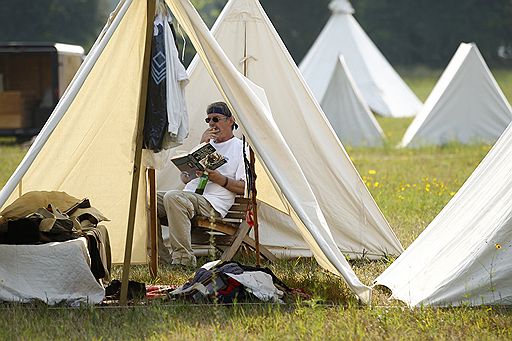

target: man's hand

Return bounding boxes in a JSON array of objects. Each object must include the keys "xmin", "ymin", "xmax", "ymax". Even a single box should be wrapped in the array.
[
  {"xmin": 202, "ymin": 168, "xmax": 245, "ymax": 195},
  {"xmin": 204, "ymin": 169, "xmax": 222, "ymax": 184},
  {"xmin": 180, "ymin": 171, "xmax": 192, "ymax": 184},
  {"xmin": 200, "ymin": 127, "xmax": 220, "ymax": 143}
]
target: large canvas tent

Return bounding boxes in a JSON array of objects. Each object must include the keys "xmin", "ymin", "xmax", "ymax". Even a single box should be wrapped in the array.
[
  {"xmin": 157, "ymin": 0, "xmax": 403, "ymax": 261},
  {"xmin": 299, "ymin": 0, "xmax": 421, "ymax": 118},
  {"xmin": 321, "ymin": 55, "xmax": 385, "ymax": 146},
  {"xmin": 400, "ymin": 43, "xmax": 512, "ymax": 147},
  {"xmin": 0, "ymin": 0, "xmax": 395, "ymax": 303},
  {"xmin": 376, "ymin": 120, "xmax": 512, "ymax": 307}
]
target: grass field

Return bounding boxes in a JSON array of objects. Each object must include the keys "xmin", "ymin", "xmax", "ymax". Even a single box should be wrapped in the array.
[{"xmin": 1, "ymin": 68, "xmax": 512, "ymax": 339}]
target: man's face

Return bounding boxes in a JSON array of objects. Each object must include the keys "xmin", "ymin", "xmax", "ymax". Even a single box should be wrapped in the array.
[{"xmin": 206, "ymin": 113, "xmax": 234, "ymax": 141}]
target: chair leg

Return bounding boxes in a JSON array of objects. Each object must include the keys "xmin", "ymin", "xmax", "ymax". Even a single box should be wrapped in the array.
[
  {"xmin": 220, "ymin": 221, "xmax": 252, "ymax": 262},
  {"xmin": 242, "ymin": 235, "xmax": 279, "ymax": 263}
]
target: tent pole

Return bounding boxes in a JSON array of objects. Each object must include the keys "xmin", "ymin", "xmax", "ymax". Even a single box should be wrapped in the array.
[
  {"xmin": 119, "ymin": 0, "xmax": 156, "ymax": 305},
  {"xmin": 249, "ymin": 148, "xmax": 260, "ymax": 267},
  {"xmin": 148, "ymin": 168, "xmax": 158, "ymax": 278},
  {"xmin": 242, "ymin": 20, "xmax": 261, "ymax": 267}
]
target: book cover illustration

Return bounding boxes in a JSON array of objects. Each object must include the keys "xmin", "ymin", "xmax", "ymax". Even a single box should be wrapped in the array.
[{"xmin": 170, "ymin": 142, "xmax": 227, "ymax": 177}]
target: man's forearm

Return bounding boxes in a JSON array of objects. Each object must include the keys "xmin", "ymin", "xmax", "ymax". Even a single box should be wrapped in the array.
[
  {"xmin": 223, "ymin": 178, "xmax": 245, "ymax": 195},
  {"xmin": 212, "ymin": 173, "xmax": 245, "ymax": 195}
]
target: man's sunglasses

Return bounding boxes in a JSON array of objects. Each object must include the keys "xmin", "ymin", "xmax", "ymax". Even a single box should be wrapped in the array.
[{"xmin": 205, "ymin": 116, "xmax": 229, "ymax": 123}]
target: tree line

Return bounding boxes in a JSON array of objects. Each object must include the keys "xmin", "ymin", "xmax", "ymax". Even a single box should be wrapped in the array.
[
  {"xmin": 262, "ymin": 0, "xmax": 512, "ymax": 67},
  {"xmin": 1, "ymin": 0, "xmax": 510, "ymax": 68}
]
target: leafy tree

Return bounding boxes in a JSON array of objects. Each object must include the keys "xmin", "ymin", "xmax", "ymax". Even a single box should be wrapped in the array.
[
  {"xmin": 353, "ymin": 0, "xmax": 512, "ymax": 67},
  {"xmin": 260, "ymin": 0, "xmax": 512, "ymax": 67},
  {"xmin": 176, "ymin": 0, "xmax": 227, "ymax": 64},
  {"xmin": 260, "ymin": 0, "xmax": 331, "ymax": 65},
  {"xmin": 0, "ymin": 0, "xmax": 107, "ymax": 51},
  {"xmin": 2, "ymin": 0, "xmax": 509, "ymax": 67}
]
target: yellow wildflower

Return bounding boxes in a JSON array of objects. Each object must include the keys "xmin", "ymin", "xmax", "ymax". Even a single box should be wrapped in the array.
[
  {"xmin": 373, "ymin": 182, "xmax": 379, "ymax": 187},
  {"xmin": 368, "ymin": 169, "xmax": 377, "ymax": 175}
]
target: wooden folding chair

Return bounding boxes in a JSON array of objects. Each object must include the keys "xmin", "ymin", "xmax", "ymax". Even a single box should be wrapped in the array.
[
  {"xmin": 156, "ymin": 195, "xmax": 276, "ymax": 263},
  {"xmin": 190, "ymin": 195, "xmax": 277, "ymax": 262}
]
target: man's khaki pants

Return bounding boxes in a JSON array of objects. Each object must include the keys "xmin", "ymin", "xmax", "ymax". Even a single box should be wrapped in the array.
[{"xmin": 157, "ymin": 190, "xmax": 219, "ymax": 267}]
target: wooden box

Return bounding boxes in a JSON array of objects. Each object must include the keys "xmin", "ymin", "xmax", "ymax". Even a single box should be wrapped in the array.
[{"xmin": 0, "ymin": 91, "xmax": 36, "ymax": 129}]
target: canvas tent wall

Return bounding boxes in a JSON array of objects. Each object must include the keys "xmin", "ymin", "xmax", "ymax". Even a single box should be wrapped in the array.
[
  {"xmin": 157, "ymin": 0, "xmax": 403, "ymax": 260},
  {"xmin": 299, "ymin": 0, "xmax": 421, "ymax": 118},
  {"xmin": 376, "ymin": 120, "xmax": 512, "ymax": 307},
  {"xmin": 400, "ymin": 43, "xmax": 512, "ymax": 147},
  {"xmin": 0, "ymin": 0, "xmax": 379, "ymax": 303},
  {"xmin": 0, "ymin": 0, "xmax": 151, "ymax": 265},
  {"xmin": 321, "ymin": 55, "xmax": 385, "ymax": 146}
]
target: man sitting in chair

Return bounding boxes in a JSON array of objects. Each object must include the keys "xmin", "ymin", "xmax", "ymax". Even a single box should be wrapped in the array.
[{"xmin": 157, "ymin": 101, "xmax": 246, "ymax": 267}]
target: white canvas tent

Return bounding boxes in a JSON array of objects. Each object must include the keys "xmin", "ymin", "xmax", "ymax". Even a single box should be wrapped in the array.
[
  {"xmin": 299, "ymin": 0, "xmax": 421, "ymax": 118},
  {"xmin": 321, "ymin": 55, "xmax": 385, "ymax": 146},
  {"xmin": 376, "ymin": 120, "xmax": 512, "ymax": 307},
  {"xmin": 400, "ymin": 43, "xmax": 512, "ymax": 147},
  {"xmin": 0, "ymin": 0, "xmax": 151, "ymax": 265},
  {"xmin": 157, "ymin": 0, "xmax": 403, "ymax": 261},
  {"xmin": 0, "ymin": 0, "xmax": 395, "ymax": 303}
]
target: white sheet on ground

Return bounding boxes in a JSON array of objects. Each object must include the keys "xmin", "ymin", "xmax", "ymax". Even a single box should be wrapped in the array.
[{"xmin": 0, "ymin": 238, "xmax": 105, "ymax": 305}]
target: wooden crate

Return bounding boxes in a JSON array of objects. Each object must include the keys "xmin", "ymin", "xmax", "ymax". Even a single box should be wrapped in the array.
[
  {"xmin": 0, "ymin": 91, "xmax": 36, "ymax": 129},
  {"xmin": 0, "ymin": 114, "xmax": 24, "ymax": 129}
]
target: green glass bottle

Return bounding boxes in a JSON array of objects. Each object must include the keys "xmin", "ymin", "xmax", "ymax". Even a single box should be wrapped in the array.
[{"xmin": 195, "ymin": 171, "xmax": 209, "ymax": 195}]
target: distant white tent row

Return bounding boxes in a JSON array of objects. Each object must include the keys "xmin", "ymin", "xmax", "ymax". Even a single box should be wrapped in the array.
[
  {"xmin": 300, "ymin": 0, "xmax": 421, "ymax": 118},
  {"xmin": 0, "ymin": 0, "xmax": 407, "ymax": 304},
  {"xmin": 158, "ymin": 0, "xmax": 403, "ymax": 262},
  {"xmin": 401, "ymin": 42, "xmax": 512, "ymax": 147},
  {"xmin": 376, "ymin": 119, "xmax": 512, "ymax": 307},
  {"xmin": 319, "ymin": 55, "xmax": 385, "ymax": 146}
]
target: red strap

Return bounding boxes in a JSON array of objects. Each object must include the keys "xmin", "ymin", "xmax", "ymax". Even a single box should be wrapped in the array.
[{"xmin": 246, "ymin": 209, "xmax": 255, "ymax": 228}]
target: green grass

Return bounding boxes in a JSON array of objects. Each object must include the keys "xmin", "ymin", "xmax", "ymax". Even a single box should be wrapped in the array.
[
  {"xmin": 0, "ymin": 137, "xmax": 26, "ymax": 187},
  {"xmin": 1, "ymin": 69, "xmax": 512, "ymax": 339},
  {"xmin": 1, "ymin": 303, "xmax": 511, "ymax": 340}
]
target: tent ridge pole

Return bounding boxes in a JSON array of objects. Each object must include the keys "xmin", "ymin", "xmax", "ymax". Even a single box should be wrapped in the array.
[{"xmin": 242, "ymin": 20, "xmax": 261, "ymax": 267}]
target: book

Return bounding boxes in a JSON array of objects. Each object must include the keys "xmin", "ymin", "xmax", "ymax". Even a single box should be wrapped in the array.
[{"xmin": 170, "ymin": 142, "xmax": 227, "ymax": 177}]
